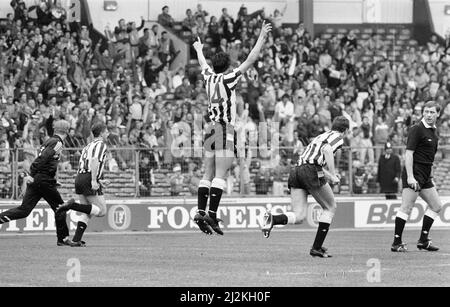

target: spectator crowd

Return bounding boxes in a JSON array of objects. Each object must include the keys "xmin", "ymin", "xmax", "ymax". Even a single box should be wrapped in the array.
[{"xmin": 1, "ymin": 0, "xmax": 450, "ymax": 198}]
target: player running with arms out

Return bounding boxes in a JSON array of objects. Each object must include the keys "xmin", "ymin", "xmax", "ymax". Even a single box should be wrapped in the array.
[
  {"xmin": 261, "ymin": 116, "xmax": 349, "ymax": 258},
  {"xmin": 391, "ymin": 101, "xmax": 442, "ymax": 252},
  {"xmin": 57, "ymin": 123, "xmax": 110, "ymax": 247},
  {"xmin": 192, "ymin": 21, "xmax": 272, "ymax": 235},
  {"xmin": 0, "ymin": 120, "xmax": 72, "ymax": 246}
]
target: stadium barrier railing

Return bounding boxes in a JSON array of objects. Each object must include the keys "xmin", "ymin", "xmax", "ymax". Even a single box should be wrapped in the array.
[
  {"xmin": 0, "ymin": 148, "xmax": 15, "ymax": 199},
  {"xmin": 1, "ymin": 145, "xmax": 450, "ymax": 200}
]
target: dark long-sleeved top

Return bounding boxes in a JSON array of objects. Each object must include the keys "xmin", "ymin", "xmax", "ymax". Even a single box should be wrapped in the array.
[{"xmin": 30, "ymin": 135, "xmax": 64, "ymax": 180}]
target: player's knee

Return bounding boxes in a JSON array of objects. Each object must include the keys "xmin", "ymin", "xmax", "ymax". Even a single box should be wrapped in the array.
[
  {"xmin": 203, "ymin": 173, "xmax": 214, "ymax": 182},
  {"xmin": 17, "ymin": 207, "xmax": 33, "ymax": 218},
  {"xmin": 400, "ymin": 205, "xmax": 413, "ymax": 215},
  {"xmin": 432, "ymin": 206, "xmax": 442, "ymax": 214},
  {"xmin": 97, "ymin": 208, "xmax": 107, "ymax": 217},
  {"xmin": 203, "ymin": 168, "xmax": 214, "ymax": 181},
  {"xmin": 91, "ymin": 204, "xmax": 106, "ymax": 217},
  {"xmin": 293, "ymin": 210, "xmax": 307, "ymax": 223},
  {"xmin": 327, "ymin": 202, "xmax": 337, "ymax": 213}
]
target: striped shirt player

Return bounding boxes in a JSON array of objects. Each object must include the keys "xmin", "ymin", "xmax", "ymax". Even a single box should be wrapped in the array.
[
  {"xmin": 262, "ymin": 116, "xmax": 349, "ymax": 258},
  {"xmin": 56, "ymin": 122, "xmax": 109, "ymax": 247},
  {"xmin": 298, "ymin": 130, "xmax": 344, "ymax": 166},
  {"xmin": 75, "ymin": 138, "xmax": 108, "ymax": 196},
  {"xmin": 202, "ymin": 67, "xmax": 242, "ymax": 155},
  {"xmin": 192, "ymin": 22, "xmax": 272, "ymax": 236},
  {"xmin": 202, "ymin": 67, "xmax": 242, "ymax": 126},
  {"xmin": 289, "ymin": 130, "xmax": 344, "ymax": 192}
]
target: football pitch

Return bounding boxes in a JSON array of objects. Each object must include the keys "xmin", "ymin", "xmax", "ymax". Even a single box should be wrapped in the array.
[{"xmin": 0, "ymin": 228, "xmax": 449, "ymax": 287}]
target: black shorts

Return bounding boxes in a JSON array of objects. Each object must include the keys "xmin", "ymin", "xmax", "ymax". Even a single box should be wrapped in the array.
[
  {"xmin": 288, "ymin": 164, "xmax": 327, "ymax": 192},
  {"xmin": 401, "ymin": 164, "xmax": 434, "ymax": 190},
  {"xmin": 75, "ymin": 172, "xmax": 103, "ymax": 196},
  {"xmin": 203, "ymin": 122, "xmax": 237, "ymax": 157}
]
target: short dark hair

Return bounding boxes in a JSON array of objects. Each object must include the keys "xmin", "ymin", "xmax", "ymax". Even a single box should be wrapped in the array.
[
  {"xmin": 331, "ymin": 116, "xmax": 350, "ymax": 133},
  {"xmin": 211, "ymin": 52, "xmax": 230, "ymax": 74},
  {"xmin": 91, "ymin": 122, "xmax": 107, "ymax": 137},
  {"xmin": 423, "ymin": 100, "xmax": 441, "ymax": 113},
  {"xmin": 162, "ymin": 5, "xmax": 168, "ymax": 10}
]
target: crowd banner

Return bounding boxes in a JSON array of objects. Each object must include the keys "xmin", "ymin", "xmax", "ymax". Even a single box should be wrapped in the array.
[
  {"xmin": 0, "ymin": 197, "xmax": 354, "ymax": 233},
  {"xmin": 3, "ymin": 197, "xmax": 449, "ymax": 233},
  {"xmin": 354, "ymin": 198, "xmax": 450, "ymax": 228}
]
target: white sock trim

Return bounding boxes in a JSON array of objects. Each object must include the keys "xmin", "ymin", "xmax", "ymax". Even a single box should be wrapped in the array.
[
  {"xmin": 286, "ymin": 212, "xmax": 297, "ymax": 224},
  {"xmin": 78, "ymin": 213, "xmax": 90, "ymax": 225},
  {"xmin": 318, "ymin": 210, "xmax": 334, "ymax": 224},
  {"xmin": 199, "ymin": 180, "xmax": 211, "ymax": 189},
  {"xmin": 396, "ymin": 210, "xmax": 409, "ymax": 221},
  {"xmin": 424, "ymin": 209, "xmax": 438, "ymax": 220},
  {"xmin": 211, "ymin": 178, "xmax": 226, "ymax": 190}
]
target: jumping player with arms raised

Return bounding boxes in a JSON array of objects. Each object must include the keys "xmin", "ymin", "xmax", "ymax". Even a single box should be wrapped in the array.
[{"xmin": 192, "ymin": 21, "xmax": 272, "ymax": 235}]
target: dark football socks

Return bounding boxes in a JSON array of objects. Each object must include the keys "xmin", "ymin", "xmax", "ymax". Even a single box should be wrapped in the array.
[
  {"xmin": 420, "ymin": 210, "xmax": 437, "ymax": 242},
  {"xmin": 72, "ymin": 222, "xmax": 87, "ymax": 242},
  {"xmin": 313, "ymin": 222, "xmax": 330, "ymax": 249},
  {"xmin": 208, "ymin": 178, "xmax": 225, "ymax": 216},
  {"xmin": 197, "ymin": 180, "xmax": 211, "ymax": 215},
  {"xmin": 273, "ymin": 214, "xmax": 288, "ymax": 225},
  {"xmin": 394, "ymin": 217, "xmax": 406, "ymax": 245}
]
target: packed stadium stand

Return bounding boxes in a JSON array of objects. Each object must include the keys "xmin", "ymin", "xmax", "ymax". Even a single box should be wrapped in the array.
[{"xmin": 1, "ymin": 0, "xmax": 450, "ymax": 199}]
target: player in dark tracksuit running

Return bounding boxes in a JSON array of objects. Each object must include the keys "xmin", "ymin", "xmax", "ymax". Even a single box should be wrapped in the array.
[{"xmin": 0, "ymin": 120, "xmax": 72, "ymax": 246}]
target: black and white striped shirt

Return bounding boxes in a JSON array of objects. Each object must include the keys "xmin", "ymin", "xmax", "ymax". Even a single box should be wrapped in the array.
[
  {"xmin": 202, "ymin": 66, "xmax": 242, "ymax": 126},
  {"xmin": 78, "ymin": 139, "xmax": 108, "ymax": 180},
  {"xmin": 298, "ymin": 131, "xmax": 344, "ymax": 166}
]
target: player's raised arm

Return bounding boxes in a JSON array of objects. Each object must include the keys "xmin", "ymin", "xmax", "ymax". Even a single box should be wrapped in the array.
[
  {"xmin": 193, "ymin": 36, "xmax": 210, "ymax": 71},
  {"xmin": 238, "ymin": 21, "xmax": 272, "ymax": 74}
]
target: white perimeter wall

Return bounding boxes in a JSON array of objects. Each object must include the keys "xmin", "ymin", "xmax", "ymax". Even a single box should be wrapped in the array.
[
  {"xmin": 314, "ymin": 0, "xmax": 413, "ymax": 24},
  {"xmin": 428, "ymin": 0, "xmax": 450, "ymax": 37}
]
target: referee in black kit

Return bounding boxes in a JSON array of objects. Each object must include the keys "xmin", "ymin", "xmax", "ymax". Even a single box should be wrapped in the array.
[
  {"xmin": 391, "ymin": 101, "xmax": 442, "ymax": 252},
  {"xmin": 0, "ymin": 120, "xmax": 72, "ymax": 246}
]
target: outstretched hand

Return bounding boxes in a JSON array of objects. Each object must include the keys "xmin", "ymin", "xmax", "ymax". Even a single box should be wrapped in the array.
[
  {"xmin": 193, "ymin": 36, "xmax": 203, "ymax": 51},
  {"xmin": 260, "ymin": 20, "xmax": 272, "ymax": 37}
]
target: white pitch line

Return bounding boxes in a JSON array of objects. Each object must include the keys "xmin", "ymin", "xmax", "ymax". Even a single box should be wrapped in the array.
[
  {"xmin": 1, "ymin": 227, "xmax": 450, "ymax": 237},
  {"xmin": 266, "ymin": 263, "xmax": 450, "ymax": 277},
  {"xmin": 0, "ymin": 282, "xmax": 36, "ymax": 287}
]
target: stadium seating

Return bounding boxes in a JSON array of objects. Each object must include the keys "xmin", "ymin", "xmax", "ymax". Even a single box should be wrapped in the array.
[
  {"xmin": 317, "ymin": 24, "xmax": 418, "ymax": 64},
  {"xmin": 58, "ymin": 170, "xmax": 137, "ymax": 198}
]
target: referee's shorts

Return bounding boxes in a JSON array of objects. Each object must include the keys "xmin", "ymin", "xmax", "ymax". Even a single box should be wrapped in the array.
[
  {"xmin": 401, "ymin": 164, "xmax": 434, "ymax": 190},
  {"xmin": 288, "ymin": 164, "xmax": 327, "ymax": 192},
  {"xmin": 203, "ymin": 122, "xmax": 237, "ymax": 157},
  {"xmin": 75, "ymin": 172, "xmax": 103, "ymax": 196}
]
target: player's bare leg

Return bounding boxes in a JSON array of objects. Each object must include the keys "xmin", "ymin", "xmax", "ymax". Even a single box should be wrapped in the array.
[
  {"xmin": 203, "ymin": 149, "xmax": 234, "ymax": 235},
  {"xmin": 308, "ymin": 184, "xmax": 336, "ymax": 258},
  {"xmin": 261, "ymin": 188, "xmax": 308, "ymax": 238},
  {"xmin": 69, "ymin": 195, "xmax": 89, "ymax": 247},
  {"xmin": 193, "ymin": 154, "xmax": 214, "ymax": 235},
  {"xmin": 392, "ymin": 188, "xmax": 419, "ymax": 252},
  {"xmin": 63, "ymin": 195, "xmax": 106, "ymax": 247},
  {"xmin": 417, "ymin": 187, "xmax": 442, "ymax": 251}
]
